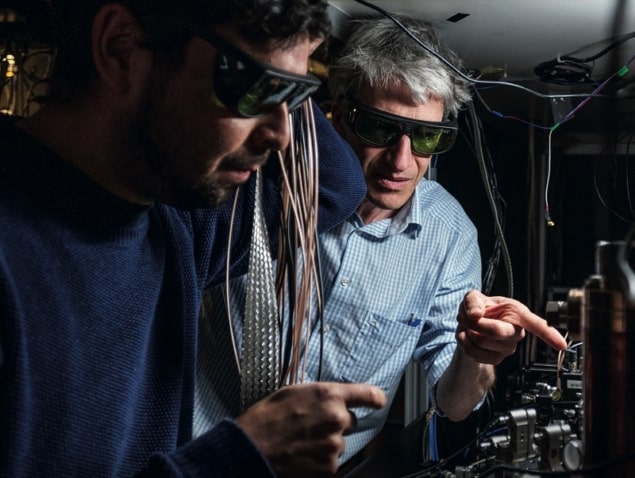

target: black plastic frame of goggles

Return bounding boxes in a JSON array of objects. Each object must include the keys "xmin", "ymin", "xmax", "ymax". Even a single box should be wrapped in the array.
[
  {"xmin": 171, "ymin": 17, "xmax": 321, "ymax": 117},
  {"xmin": 346, "ymin": 95, "xmax": 459, "ymax": 155}
]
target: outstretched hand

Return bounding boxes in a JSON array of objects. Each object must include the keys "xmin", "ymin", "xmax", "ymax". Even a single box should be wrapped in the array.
[
  {"xmin": 236, "ymin": 382, "xmax": 386, "ymax": 478},
  {"xmin": 456, "ymin": 290, "xmax": 568, "ymax": 365}
]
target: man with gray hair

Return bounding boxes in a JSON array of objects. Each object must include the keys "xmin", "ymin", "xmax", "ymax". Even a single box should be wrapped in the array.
[{"xmin": 316, "ymin": 14, "xmax": 564, "ymax": 460}]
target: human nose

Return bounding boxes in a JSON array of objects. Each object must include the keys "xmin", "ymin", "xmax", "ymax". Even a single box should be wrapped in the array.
[
  {"xmin": 249, "ymin": 104, "xmax": 291, "ymax": 152},
  {"xmin": 386, "ymin": 133, "xmax": 413, "ymax": 171}
]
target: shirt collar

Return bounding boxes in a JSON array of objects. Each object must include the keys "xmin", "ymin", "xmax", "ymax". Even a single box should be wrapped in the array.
[
  {"xmin": 352, "ymin": 180, "xmax": 427, "ymax": 238},
  {"xmin": 388, "ymin": 185, "xmax": 425, "ymax": 238}
]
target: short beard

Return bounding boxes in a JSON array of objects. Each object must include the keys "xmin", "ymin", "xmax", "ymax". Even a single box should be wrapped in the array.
[
  {"xmin": 170, "ymin": 180, "xmax": 238, "ymax": 210},
  {"xmin": 128, "ymin": 64, "xmax": 238, "ymax": 210}
]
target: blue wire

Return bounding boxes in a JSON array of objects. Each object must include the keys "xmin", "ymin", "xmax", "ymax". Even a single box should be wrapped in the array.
[{"xmin": 429, "ymin": 412, "xmax": 439, "ymax": 461}]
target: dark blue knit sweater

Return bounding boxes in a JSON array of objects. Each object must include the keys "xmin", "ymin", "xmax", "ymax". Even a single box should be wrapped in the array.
[{"xmin": 0, "ymin": 106, "xmax": 365, "ymax": 477}]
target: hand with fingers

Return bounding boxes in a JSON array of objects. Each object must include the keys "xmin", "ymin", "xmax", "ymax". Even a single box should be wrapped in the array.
[
  {"xmin": 456, "ymin": 290, "xmax": 568, "ymax": 365},
  {"xmin": 235, "ymin": 382, "xmax": 386, "ymax": 478}
]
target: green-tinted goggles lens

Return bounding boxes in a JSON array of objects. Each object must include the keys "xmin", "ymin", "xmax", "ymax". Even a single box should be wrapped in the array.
[
  {"xmin": 214, "ymin": 42, "xmax": 320, "ymax": 117},
  {"xmin": 169, "ymin": 17, "xmax": 321, "ymax": 117},
  {"xmin": 206, "ymin": 30, "xmax": 321, "ymax": 117},
  {"xmin": 347, "ymin": 96, "xmax": 458, "ymax": 155}
]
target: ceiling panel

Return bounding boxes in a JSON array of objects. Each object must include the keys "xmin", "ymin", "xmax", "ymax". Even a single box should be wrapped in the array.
[{"xmin": 328, "ymin": 0, "xmax": 635, "ymax": 82}]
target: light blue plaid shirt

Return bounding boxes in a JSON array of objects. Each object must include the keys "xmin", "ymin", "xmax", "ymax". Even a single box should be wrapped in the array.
[{"xmin": 194, "ymin": 178, "xmax": 481, "ymax": 463}]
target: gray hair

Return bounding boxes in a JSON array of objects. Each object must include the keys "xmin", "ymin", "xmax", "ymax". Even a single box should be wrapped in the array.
[{"xmin": 329, "ymin": 16, "xmax": 472, "ymax": 119}]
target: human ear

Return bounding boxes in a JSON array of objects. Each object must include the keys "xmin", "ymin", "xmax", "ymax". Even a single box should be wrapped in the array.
[{"xmin": 90, "ymin": 4, "xmax": 147, "ymax": 96}]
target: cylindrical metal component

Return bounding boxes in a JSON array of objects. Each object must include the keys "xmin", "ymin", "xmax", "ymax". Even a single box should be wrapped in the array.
[{"xmin": 582, "ymin": 241, "xmax": 635, "ymax": 476}]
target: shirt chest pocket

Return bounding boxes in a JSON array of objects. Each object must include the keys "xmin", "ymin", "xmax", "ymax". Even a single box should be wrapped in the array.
[{"xmin": 339, "ymin": 312, "xmax": 418, "ymax": 385}]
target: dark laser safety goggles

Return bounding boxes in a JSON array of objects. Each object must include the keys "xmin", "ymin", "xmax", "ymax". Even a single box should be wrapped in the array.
[
  {"xmin": 181, "ymin": 20, "xmax": 322, "ymax": 117},
  {"xmin": 346, "ymin": 96, "xmax": 459, "ymax": 155}
]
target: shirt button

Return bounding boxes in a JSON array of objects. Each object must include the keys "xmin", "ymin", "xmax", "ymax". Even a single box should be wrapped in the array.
[
  {"xmin": 340, "ymin": 277, "xmax": 350, "ymax": 287},
  {"xmin": 322, "ymin": 324, "xmax": 330, "ymax": 333}
]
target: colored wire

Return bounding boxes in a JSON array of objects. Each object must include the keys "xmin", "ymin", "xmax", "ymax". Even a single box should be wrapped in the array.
[{"xmin": 352, "ymin": 0, "xmax": 626, "ymax": 101}]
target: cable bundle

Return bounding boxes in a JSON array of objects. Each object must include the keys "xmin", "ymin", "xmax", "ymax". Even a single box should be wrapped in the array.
[{"xmin": 276, "ymin": 100, "xmax": 324, "ymax": 385}]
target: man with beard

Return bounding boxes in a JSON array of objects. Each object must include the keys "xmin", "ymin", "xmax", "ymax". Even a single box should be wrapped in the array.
[{"xmin": 0, "ymin": 1, "xmax": 386, "ymax": 477}]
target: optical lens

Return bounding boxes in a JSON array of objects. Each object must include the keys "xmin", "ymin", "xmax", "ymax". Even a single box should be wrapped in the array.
[
  {"xmin": 214, "ymin": 52, "xmax": 318, "ymax": 117},
  {"xmin": 236, "ymin": 76, "xmax": 296, "ymax": 116},
  {"xmin": 240, "ymin": 78, "xmax": 318, "ymax": 116},
  {"xmin": 355, "ymin": 111, "xmax": 401, "ymax": 146},
  {"xmin": 214, "ymin": 52, "xmax": 257, "ymax": 109},
  {"xmin": 411, "ymin": 126, "xmax": 456, "ymax": 155}
]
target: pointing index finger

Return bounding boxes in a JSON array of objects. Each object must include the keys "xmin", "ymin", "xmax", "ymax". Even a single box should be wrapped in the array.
[{"xmin": 485, "ymin": 302, "xmax": 568, "ymax": 350}]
